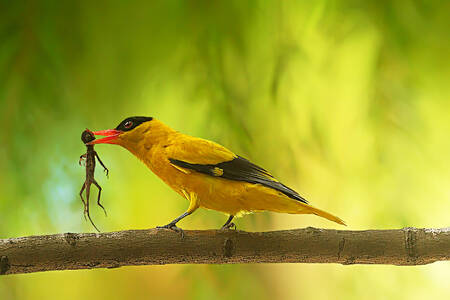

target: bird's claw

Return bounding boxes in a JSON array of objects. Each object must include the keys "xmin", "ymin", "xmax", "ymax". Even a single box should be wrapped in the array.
[
  {"xmin": 157, "ymin": 223, "xmax": 185, "ymax": 238},
  {"xmin": 220, "ymin": 222, "xmax": 237, "ymax": 231}
]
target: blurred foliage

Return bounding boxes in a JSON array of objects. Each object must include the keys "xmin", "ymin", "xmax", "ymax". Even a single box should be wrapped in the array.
[{"xmin": 1, "ymin": 0, "xmax": 449, "ymax": 299}]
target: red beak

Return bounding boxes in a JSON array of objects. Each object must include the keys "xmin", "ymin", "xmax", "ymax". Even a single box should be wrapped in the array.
[{"xmin": 88, "ymin": 129, "xmax": 122, "ymax": 145}]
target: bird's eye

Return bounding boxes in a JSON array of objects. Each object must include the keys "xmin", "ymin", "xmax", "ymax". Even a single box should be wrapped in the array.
[{"xmin": 124, "ymin": 121, "xmax": 133, "ymax": 129}]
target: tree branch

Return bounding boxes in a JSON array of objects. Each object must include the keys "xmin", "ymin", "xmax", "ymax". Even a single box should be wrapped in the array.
[{"xmin": 1, "ymin": 227, "xmax": 449, "ymax": 275}]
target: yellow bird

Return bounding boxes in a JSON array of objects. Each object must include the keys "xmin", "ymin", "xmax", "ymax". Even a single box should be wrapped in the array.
[{"xmin": 89, "ymin": 116, "xmax": 345, "ymax": 232}]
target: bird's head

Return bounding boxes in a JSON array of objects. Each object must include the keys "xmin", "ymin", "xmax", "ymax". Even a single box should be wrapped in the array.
[{"xmin": 89, "ymin": 116, "xmax": 155, "ymax": 148}]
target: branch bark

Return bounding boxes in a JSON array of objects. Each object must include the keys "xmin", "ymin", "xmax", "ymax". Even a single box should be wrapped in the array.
[{"xmin": 1, "ymin": 227, "xmax": 449, "ymax": 275}]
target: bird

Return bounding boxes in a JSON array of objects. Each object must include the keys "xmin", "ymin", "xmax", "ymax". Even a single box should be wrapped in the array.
[{"xmin": 89, "ymin": 116, "xmax": 345, "ymax": 233}]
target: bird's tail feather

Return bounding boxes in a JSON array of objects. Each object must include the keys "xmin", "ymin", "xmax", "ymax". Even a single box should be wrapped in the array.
[
  {"xmin": 251, "ymin": 188, "xmax": 346, "ymax": 225},
  {"xmin": 287, "ymin": 201, "xmax": 346, "ymax": 226},
  {"xmin": 306, "ymin": 205, "xmax": 346, "ymax": 226}
]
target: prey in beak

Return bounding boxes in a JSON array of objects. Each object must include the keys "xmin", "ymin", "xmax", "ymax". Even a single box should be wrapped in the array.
[
  {"xmin": 79, "ymin": 129, "xmax": 109, "ymax": 232},
  {"xmin": 88, "ymin": 129, "xmax": 122, "ymax": 145}
]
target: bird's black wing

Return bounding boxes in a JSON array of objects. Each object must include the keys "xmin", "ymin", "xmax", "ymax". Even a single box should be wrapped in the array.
[{"xmin": 169, "ymin": 156, "xmax": 308, "ymax": 204}]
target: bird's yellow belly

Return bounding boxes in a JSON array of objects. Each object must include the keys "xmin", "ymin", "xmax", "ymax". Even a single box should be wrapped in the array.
[{"xmin": 161, "ymin": 166, "xmax": 304, "ymax": 216}]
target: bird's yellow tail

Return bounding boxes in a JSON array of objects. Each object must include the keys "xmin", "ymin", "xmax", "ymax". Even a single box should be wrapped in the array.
[
  {"xmin": 249, "ymin": 187, "xmax": 346, "ymax": 225},
  {"xmin": 279, "ymin": 198, "xmax": 346, "ymax": 225},
  {"xmin": 304, "ymin": 205, "xmax": 346, "ymax": 226}
]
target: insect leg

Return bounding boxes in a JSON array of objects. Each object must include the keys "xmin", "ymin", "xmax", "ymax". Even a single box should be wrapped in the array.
[
  {"xmin": 85, "ymin": 182, "xmax": 100, "ymax": 232},
  {"xmin": 92, "ymin": 179, "xmax": 107, "ymax": 217},
  {"xmin": 79, "ymin": 182, "xmax": 87, "ymax": 221},
  {"xmin": 95, "ymin": 152, "xmax": 109, "ymax": 178},
  {"xmin": 79, "ymin": 154, "xmax": 87, "ymax": 166}
]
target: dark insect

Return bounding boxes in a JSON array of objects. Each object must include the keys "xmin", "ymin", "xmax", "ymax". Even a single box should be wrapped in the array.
[{"xmin": 79, "ymin": 129, "xmax": 109, "ymax": 232}]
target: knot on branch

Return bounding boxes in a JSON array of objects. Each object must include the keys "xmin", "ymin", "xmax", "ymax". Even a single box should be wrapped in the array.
[
  {"xmin": 404, "ymin": 227, "xmax": 418, "ymax": 263},
  {"xmin": 223, "ymin": 238, "xmax": 235, "ymax": 258},
  {"xmin": 0, "ymin": 256, "xmax": 10, "ymax": 275},
  {"xmin": 64, "ymin": 232, "xmax": 80, "ymax": 246}
]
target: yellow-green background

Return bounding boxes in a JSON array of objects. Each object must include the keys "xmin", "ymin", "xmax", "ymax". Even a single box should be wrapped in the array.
[{"xmin": 1, "ymin": 1, "xmax": 449, "ymax": 299}]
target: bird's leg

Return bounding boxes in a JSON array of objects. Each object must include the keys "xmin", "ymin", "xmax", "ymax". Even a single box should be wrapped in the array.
[
  {"xmin": 85, "ymin": 182, "xmax": 100, "ymax": 232},
  {"xmin": 79, "ymin": 182, "xmax": 87, "ymax": 221},
  {"xmin": 95, "ymin": 151, "xmax": 109, "ymax": 178},
  {"xmin": 157, "ymin": 212, "xmax": 191, "ymax": 238},
  {"xmin": 92, "ymin": 179, "xmax": 107, "ymax": 216},
  {"xmin": 79, "ymin": 154, "xmax": 87, "ymax": 166},
  {"xmin": 157, "ymin": 191, "xmax": 199, "ymax": 238},
  {"xmin": 220, "ymin": 215, "xmax": 236, "ymax": 230}
]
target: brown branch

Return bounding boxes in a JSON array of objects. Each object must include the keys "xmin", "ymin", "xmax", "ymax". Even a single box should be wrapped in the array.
[{"xmin": 1, "ymin": 227, "xmax": 449, "ymax": 275}]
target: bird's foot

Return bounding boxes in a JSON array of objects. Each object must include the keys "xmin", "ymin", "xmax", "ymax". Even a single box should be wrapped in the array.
[
  {"xmin": 220, "ymin": 222, "xmax": 236, "ymax": 231},
  {"xmin": 157, "ymin": 223, "xmax": 185, "ymax": 238}
]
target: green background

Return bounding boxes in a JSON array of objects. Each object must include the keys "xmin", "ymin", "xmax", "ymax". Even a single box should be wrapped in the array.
[{"xmin": 1, "ymin": 1, "xmax": 449, "ymax": 299}]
